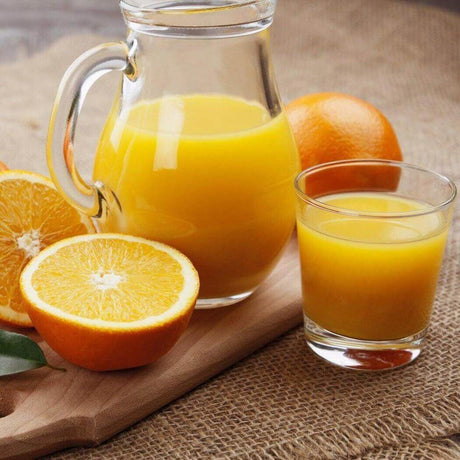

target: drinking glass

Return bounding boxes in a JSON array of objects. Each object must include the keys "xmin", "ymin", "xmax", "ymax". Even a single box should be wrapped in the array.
[{"xmin": 295, "ymin": 159, "xmax": 456, "ymax": 370}]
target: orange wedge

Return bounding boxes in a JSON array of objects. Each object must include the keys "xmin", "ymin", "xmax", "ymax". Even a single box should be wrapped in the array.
[
  {"xmin": 20, "ymin": 233, "xmax": 199, "ymax": 371},
  {"xmin": 0, "ymin": 171, "xmax": 94, "ymax": 327}
]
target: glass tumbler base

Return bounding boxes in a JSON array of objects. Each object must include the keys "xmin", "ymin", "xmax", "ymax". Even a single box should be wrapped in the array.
[
  {"xmin": 304, "ymin": 315, "xmax": 426, "ymax": 371},
  {"xmin": 195, "ymin": 289, "xmax": 255, "ymax": 309}
]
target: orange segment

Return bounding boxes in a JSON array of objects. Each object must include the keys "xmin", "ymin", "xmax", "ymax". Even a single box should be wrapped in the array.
[
  {"xmin": 0, "ymin": 171, "xmax": 94, "ymax": 327},
  {"xmin": 20, "ymin": 233, "xmax": 199, "ymax": 371}
]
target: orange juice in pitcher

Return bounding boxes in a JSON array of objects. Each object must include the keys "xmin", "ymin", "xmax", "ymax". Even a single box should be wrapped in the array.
[
  {"xmin": 47, "ymin": 1, "xmax": 299, "ymax": 307},
  {"xmin": 94, "ymin": 94, "xmax": 298, "ymax": 301}
]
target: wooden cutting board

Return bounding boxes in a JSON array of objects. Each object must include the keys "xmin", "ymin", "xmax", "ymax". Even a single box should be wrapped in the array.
[{"xmin": 0, "ymin": 239, "xmax": 302, "ymax": 459}]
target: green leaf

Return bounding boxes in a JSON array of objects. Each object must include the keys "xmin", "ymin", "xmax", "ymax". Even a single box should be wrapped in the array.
[{"xmin": 0, "ymin": 329, "xmax": 47, "ymax": 376}]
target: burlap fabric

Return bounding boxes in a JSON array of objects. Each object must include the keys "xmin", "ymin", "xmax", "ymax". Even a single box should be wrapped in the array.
[{"xmin": 0, "ymin": 0, "xmax": 458, "ymax": 458}]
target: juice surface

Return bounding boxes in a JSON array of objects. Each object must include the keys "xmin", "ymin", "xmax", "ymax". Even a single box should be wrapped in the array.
[
  {"xmin": 94, "ymin": 94, "xmax": 299, "ymax": 298},
  {"xmin": 297, "ymin": 192, "xmax": 448, "ymax": 340}
]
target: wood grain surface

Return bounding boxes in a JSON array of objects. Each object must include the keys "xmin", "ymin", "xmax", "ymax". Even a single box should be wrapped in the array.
[{"xmin": 0, "ymin": 239, "xmax": 302, "ymax": 460}]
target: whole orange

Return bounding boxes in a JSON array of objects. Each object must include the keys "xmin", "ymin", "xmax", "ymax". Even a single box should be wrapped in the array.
[
  {"xmin": 0, "ymin": 161, "xmax": 8, "ymax": 171},
  {"xmin": 286, "ymin": 92, "xmax": 403, "ymax": 195}
]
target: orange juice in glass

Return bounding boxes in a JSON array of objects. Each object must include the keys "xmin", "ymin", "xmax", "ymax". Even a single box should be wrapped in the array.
[
  {"xmin": 295, "ymin": 160, "xmax": 456, "ymax": 370},
  {"xmin": 47, "ymin": 0, "xmax": 299, "ymax": 307}
]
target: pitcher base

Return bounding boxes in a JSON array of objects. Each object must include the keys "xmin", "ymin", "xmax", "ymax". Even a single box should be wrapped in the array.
[{"xmin": 195, "ymin": 290, "xmax": 255, "ymax": 309}]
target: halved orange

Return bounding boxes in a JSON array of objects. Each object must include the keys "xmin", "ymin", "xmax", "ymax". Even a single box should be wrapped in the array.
[
  {"xmin": 20, "ymin": 233, "xmax": 199, "ymax": 371},
  {"xmin": 0, "ymin": 171, "xmax": 94, "ymax": 327}
]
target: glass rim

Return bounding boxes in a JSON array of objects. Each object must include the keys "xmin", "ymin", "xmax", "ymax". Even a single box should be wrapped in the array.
[
  {"xmin": 294, "ymin": 159, "xmax": 457, "ymax": 219},
  {"xmin": 120, "ymin": 0, "xmax": 267, "ymax": 14}
]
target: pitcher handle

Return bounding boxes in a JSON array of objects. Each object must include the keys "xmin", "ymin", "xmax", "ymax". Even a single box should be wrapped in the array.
[{"xmin": 47, "ymin": 40, "xmax": 137, "ymax": 217}]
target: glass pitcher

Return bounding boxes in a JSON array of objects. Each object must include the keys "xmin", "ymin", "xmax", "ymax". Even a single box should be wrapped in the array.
[{"xmin": 47, "ymin": 0, "xmax": 299, "ymax": 308}]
